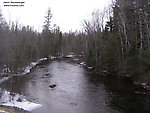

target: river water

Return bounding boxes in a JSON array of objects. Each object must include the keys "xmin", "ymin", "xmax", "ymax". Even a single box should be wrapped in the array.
[{"xmin": 0, "ymin": 59, "xmax": 150, "ymax": 113}]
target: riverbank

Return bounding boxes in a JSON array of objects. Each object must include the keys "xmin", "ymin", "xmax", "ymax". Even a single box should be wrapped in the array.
[
  {"xmin": 0, "ymin": 57, "xmax": 50, "ymax": 112},
  {"xmin": 0, "ymin": 105, "xmax": 30, "ymax": 113},
  {"xmin": 53, "ymin": 55, "xmax": 150, "ymax": 93},
  {"xmin": 0, "ymin": 57, "xmax": 49, "ymax": 84},
  {"xmin": 63, "ymin": 55, "xmax": 150, "ymax": 93},
  {"xmin": 69, "ymin": 55, "xmax": 150, "ymax": 93},
  {"xmin": 90, "ymin": 66, "xmax": 150, "ymax": 93}
]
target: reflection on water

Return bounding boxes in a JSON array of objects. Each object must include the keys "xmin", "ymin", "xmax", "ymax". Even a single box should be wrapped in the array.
[{"xmin": 0, "ymin": 59, "xmax": 150, "ymax": 113}]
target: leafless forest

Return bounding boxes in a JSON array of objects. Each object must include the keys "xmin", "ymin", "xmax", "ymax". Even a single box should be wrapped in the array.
[{"xmin": 1, "ymin": 0, "xmax": 150, "ymax": 83}]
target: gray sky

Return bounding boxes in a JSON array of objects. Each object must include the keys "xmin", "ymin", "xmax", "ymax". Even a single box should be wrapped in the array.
[{"xmin": 0, "ymin": 0, "xmax": 111, "ymax": 32}]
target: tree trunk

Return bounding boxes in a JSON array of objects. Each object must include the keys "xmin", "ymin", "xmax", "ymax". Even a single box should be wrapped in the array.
[
  {"xmin": 119, "ymin": 13, "xmax": 130, "ymax": 47},
  {"xmin": 144, "ymin": 16, "xmax": 150, "ymax": 48},
  {"xmin": 118, "ymin": 23, "xmax": 124, "ymax": 56},
  {"xmin": 139, "ymin": 15, "xmax": 143, "ymax": 54}
]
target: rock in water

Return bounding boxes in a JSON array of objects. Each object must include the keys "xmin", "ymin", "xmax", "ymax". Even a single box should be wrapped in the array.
[
  {"xmin": 46, "ymin": 73, "xmax": 50, "ymax": 76},
  {"xmin": 17, "ymin": 98, "xmax": 22, "ymax": 102},
  {"xmin": 49, "ymin": 84, "xmax": 56, "ymax": 88}
]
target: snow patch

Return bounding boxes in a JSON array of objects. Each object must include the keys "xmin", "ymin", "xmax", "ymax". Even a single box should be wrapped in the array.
[
  {"xmin": 0, "ymin": 110, "xmax": 9, "ymax": 113},
  {"xmin": 50, "ymin": 56, "xmax": 57, "ymax": 59},
  {"xmin": 2, "ymin": 67, "xmax": 11, "ymax": 74},
  {"xmin": 0, "ymin": 77, "xmax": 10, "ymax": 84},
  {"xmin": 74, "ymin": 58, "xmax": 80, "ymax": 61},
  {"xmin": 23, "ymin": 66, "xmax": 32, "ymax": 75},
  {"xmin": 0, "ymin": 57, "xmax": 48, "ymax": 83},
  {"xmin": 3, "ymin": 101, "xmax": 41, "ymax": 111},
  {"xmin": 88, "ymin": 67, "xmax": 93, "ymax": 69},
  {"xmin": 65, "ymin": 55, "xmax": 75, "ymax": 58},
  {"xmin": 31, "ymin": 62, "xmax": 38, "ymax": 66},
  {"xmin": 50, "ymin": 55, "xmax": 63, "ymax": 59},
  {"xmin": 80, "ymin": 62, "xmax": 86, "ymax": 66},
  {"xmin": 0, "ymin": 90, "xmax": 42, "ymax": 111},
  {"xmin": 0, "ymin": 66, "xmax": 12, "ymax": 76},
  {"xmin": 39, "ymin": 58, "xmax": 48, "ymax": 61},
  {"xmin": 23, "ymin": 58, "xmax": 48, "ymax": 75}
]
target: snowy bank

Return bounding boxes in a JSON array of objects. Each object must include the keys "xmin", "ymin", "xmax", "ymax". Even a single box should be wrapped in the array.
[
  {"xmin": 23, "ymin": 58, "xmax": 48, "ymax": 75},
  {"xmin": 0, "ymin": 77, "xmax": 10, "ymax": 84},
  {"xmin": 0, "ymin": 58, "xmax": 48, "ymax": 84},
  {"xmin": 0, "ymin": 109, "xmax": 9, "ymax": 113},
  {"xmin": 0, "ymin": 90, "xmax": 42, "ymax": 111},
  {"xmin": 80, "ymin": 62, "xmax": 86, "ymax": 66},
  {"xmin": 64, "ymin": 54, "xmax": 75, "ymax": 58}
]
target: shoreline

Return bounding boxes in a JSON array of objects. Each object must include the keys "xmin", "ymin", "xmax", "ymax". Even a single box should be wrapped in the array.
[{"xmin": 0, "ymin": 105, "xmax": 30, "ymax": 113}]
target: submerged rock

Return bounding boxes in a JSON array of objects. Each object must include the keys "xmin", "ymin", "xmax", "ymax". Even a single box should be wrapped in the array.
[
  {"xmin": 46, "ymin": 72, "xmax": 50, "ymax": 76},
  {"xmin": 17, "ymin": 98, "xmax": 22, "ymax": 102},
  {"xmin": 134, "ymin": 81, "xmax": 147, "ymax": 86},
  {"xmin": 39, "ymin": 66, "xmax": 45, "ymax": 68},
  {"xmin": 49, "ymin": 84, "xmax": 56, "ymax": 88}
]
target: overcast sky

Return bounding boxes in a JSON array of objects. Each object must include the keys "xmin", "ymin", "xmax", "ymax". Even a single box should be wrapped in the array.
[{"xmin": 0, "ymin": 0, "xmax": 111, "ymax": 32}]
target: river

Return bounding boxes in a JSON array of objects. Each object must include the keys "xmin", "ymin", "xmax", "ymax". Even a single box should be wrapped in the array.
[{"xmin": 0, "ymin": 59, "xmax": 150, "ymax": 113}]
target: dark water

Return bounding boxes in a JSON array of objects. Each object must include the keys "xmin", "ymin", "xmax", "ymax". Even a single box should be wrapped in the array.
[{"xmin": 0, "ymin": 59, "xmax": 150, "ymax": 113}]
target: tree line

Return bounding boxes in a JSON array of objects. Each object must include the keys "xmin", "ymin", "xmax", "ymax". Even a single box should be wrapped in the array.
[
  {"xmin": 83, "ymin": 0, "xmax": 150, "ymax": 81},
  {"xmin": 0, "ymin": 8, "xmax": 61, "ymax": 72},
  {"xmin": 0, "ymin": 8, "xmax": 86, "ymax": 74}
]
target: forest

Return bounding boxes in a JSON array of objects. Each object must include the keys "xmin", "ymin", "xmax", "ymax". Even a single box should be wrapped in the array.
[{"xmin": 0, "ymin": 0, "xmax": 150, "ymax": 86}]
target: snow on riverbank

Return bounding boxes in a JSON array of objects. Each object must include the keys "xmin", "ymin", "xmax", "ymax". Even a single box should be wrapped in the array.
[
  {"xmin": 0, "ymin": 58, "xmax": 47, "ymax": 111},
  {"xmin": 65, "ymin": 54, "xmax": 75, "ymax": 58},
  {"xmin": 0, "ymin": 55, "xmax": 66, "ymax": 83},
  {"xmin": 0, "ymin": 58, "xmax": 48, "ymax": 84},
  {"xmin": 80, "ymin": 62, "xmax": 86, "ymax": 66},
  {"xmin": 0, "ymin": 109, "xmax": 9, "ymax": 113},
  {"xmin": 0, "ymin": 54, "xmax": 81, "ymax": 84},
  {"xmin": 0, "ymin": 77, "xmax": 10, "ymax": 84},
  {"xmin": 23, "ymin": 58, "xmax": 48, "ymax": 75},
  {"xmin": 0, "ymin": 90, "xmax": 42, "ymax": 111}
]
